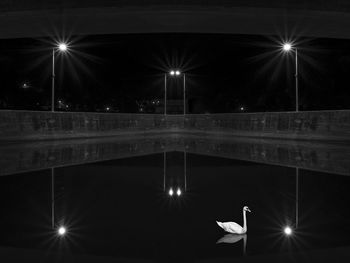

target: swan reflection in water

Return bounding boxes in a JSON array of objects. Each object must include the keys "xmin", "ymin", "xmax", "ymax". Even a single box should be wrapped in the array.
[{"xmin": 216, "ymin": 234, "xmax": 247, "ymax": 255}]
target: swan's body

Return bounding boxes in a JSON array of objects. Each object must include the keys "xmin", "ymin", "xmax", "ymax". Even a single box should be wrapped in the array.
[
  {"xmin": 216, "ymin": 206, "xmax": 251, "ymax": 234},
  {"xmin": 216, "ymin": 221, "xmax": 246, "ymax": 234}
]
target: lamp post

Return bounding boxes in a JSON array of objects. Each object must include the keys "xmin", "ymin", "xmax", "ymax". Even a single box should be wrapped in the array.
[
  {"xmin": 51, "ymin": 43, "xmax": 68, "ymax": 112},
  {"xmin": 282, "ymin": 43, "xmax": 299, "ymax": 112},
  {"xmin": 164, "ymin": 70, "xmax": 186, "ymax": 115}
]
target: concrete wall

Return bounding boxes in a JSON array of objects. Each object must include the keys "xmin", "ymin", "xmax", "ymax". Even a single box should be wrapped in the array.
[
  {"xmin": 0, "ymin": 110, "xmax": 179, "ymax": 141},
  {"xmin": 184, "ymin": 110, "xmax": 350, "ymax": 141},
  {"xmin": 0, "ymin": 110, "xmax": 349, "ymax": 142}
]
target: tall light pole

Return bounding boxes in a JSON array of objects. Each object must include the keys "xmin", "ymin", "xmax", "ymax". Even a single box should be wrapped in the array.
[
  {"xmin": 52, "ymin": 43, "xmax": 68, "ymax": 112},
  {"xmin": 282, "ymin": 43, "xmax": 299, "ymax": 112},
  {"xmin": 165, "ymin": 70, "xmax": 186, "ymax": 115}
]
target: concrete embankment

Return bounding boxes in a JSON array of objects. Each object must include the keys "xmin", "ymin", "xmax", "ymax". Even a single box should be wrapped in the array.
[
  {"xmin": 185, "ymin": 110, "xmax": 350, "ymax": 141},
  {"xmin": 0, "ymin": 110, "xmax": 349, "ymax": 142}
]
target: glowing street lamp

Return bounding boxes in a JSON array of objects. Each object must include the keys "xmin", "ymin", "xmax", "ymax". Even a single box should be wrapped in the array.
[
  {"xmin": 22, "ymin": 83, "xmax": 29, "ymax": 89},
  {"xmin": 168, "ymin": 187, "xmax": 182, "ymax": 197},
  {"xmin": 284, "ymin": 226, "xmax": 292, "ymax": 236},
  {"xmin": 283, "ymin": 43, "xmax": 292, "ymax": 52},
  {"xmin": 168, "ymin": 188, "xmax": 174, "ymax": 196},
  {"xmin": 58, "ymin": 226, "xmax": 67, "ymax": 236},
  {"xmin": 176, "ymin": 188, "xmax": 182, "ymax": 196},
  {"xmin": 51, "ymin": 42, "xmax": 69, "ymax": 112},
  {"xmin": 164, "ymin": 70, "xmax": 186, "ymax": 115},
  {"xmin": 282, "ymin": 42, "xmax": 299, "ymax": 112},
  {"xmin": 58, "ymin": 43, "xmax": 67, "ymax": 52}
]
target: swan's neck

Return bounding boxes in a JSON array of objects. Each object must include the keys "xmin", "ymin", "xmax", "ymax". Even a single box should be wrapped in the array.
[{"xmin": 243, "ymin": 210, "xmax": 247, "ymax": 232}]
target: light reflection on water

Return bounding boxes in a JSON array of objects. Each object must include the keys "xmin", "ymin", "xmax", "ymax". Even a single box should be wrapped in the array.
[{"xmin": 0, "ymin": 151, "xmax": 350, "ymax": 262}]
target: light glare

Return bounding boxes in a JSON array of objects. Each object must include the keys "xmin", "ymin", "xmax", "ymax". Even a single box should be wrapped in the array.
[
  {"xmin": 175, "ymin": 70, "xmax": 181, "ymax": 76},
  {"xmin": 283, "ymin": 43, "xmax": 292, "ymax": 52},
  {"xmin": 58, "ymin": 43, "xmax": 68, "ymax": 52},
  {"xmin": 168, "ymin": 188, "xmax": 174, "ymax": 196},
  {"xmin": 58, "ymin": 226, "xmax": 66, "ymax": 236},
  {"xmin": 170, "ymin": 71, "xmax": 175, "ymax": 76},
  {"xmin": 176, "ymin": 188, "xmax": 182, "ymax": 196},
  {"xmin": 284, "ymin": 226, "xmax": 292, "ymax": 235}
]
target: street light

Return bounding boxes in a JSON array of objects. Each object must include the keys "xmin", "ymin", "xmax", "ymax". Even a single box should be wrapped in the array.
[
  {"xmin": 282, "ymin": 42, "xmax": 299, "ymax": 112},
  {"xmin": 164, "ymin": 70, "xmax": 186, "ymax": 115},
  {"xmin": 58, "ymin": 226, "xmax": 67, "ymax": 236},
  {"xmin": 51, "ymin": 42, "xmax": 69, "ymax": 112},
  {"xmin": 283, "ymin": 43, "xmax": 292, "ymax": 52},
  {"xmin": 168, "ymin": 188, "xmax": 174, "ymax": 196},
  {"xmin": 284, "ymin": 226, "xmax": 293, "ymax": 236},
  {"xmin": 58, "ymin": 43, "xmax": 67, "ymax": 52},
  {"xmin": 176, "ymin": 188, "xmax": 182, "ymax": 196},
  {"xmin": 22, "ymin": 83, "xmax": 29, "ymax": 89}
]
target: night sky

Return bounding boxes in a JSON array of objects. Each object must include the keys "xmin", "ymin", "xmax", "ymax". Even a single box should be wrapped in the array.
[{"xmin": 1, "ymin": 33, "xmax": 350, "ymax": 113}]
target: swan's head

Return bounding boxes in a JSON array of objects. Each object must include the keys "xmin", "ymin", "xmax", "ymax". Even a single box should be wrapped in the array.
[{"xmin": 243, "ymin": 206, "xmax": 251, "ymax": 212}]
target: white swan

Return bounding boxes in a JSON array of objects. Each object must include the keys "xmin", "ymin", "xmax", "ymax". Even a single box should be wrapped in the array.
[{"xmin": 216, "ymin": 206, "xmax": 251, "ymax": 234}]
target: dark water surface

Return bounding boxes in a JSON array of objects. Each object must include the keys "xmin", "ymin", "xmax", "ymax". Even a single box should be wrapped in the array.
[{"xmin": 1, "ymin": 150, "xmax": 350, "ymax": 262}]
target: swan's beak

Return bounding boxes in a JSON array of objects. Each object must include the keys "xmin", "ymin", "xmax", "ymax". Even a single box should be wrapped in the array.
[{"xmin": 247, "ymin": 208, "xmax": 251, "ymax": 212}]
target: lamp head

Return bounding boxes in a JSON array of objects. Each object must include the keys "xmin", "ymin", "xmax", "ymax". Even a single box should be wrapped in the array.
[
  {"xmin": 57, "ymin": 226, "xmax": 67, "ymax": 236},
  {"xmin": 284, "ymin": 226, "xmax": 292, "ymax": 235},
  {"xmin": 176, "ymin": 188, "xmax": 182, "ymax": 196},
  {"xmin": 169, "ymin": 70, "xmax": 181, "ymax": 76},
  {"xmin": 283, "ymin": 43, "xmax": 292, "ymax": 52},
  {"xmin": 58, "ymin": 43, "xmax": 68, "ymax": 52}
]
